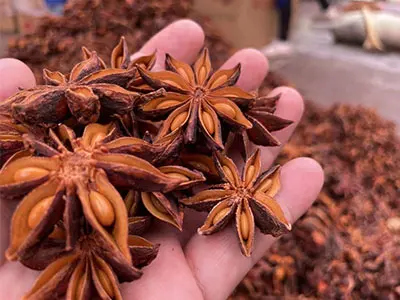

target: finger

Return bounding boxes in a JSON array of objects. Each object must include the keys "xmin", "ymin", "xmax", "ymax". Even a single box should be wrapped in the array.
[
  {"xmin": 0, "ymin": 58, "xmax": 36, "ymax": 101},
  {"xmin": 0, "ymin": 262, "xmax": 38, "ymax": 299},
  {"xmin": 184, "ymin": 158, "xmax": 324, "ymax": 300},
  {"xmin": 0, "ymin": 59, "xmax": 35, "ymax": 265},
  {"xmin": 121, "ymin": 222, "xmax": 203, "ymax": 300},
  {"xmin": 219, "ymin": 48, "xmax": 269, "ymax": 91},
  {"xmin": 130, "ymin": 19, "xmax": 205, "ymax": 70},
  {"xmin": 258, "ymin": 86, "xmax": 304, "ymax": 171}
]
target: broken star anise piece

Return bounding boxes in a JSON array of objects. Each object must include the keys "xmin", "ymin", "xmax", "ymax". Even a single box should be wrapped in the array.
[
  {"xmin": 0, "ymin": 123, "xmax": 185, "ymax": 262},
  {"xmin": 226, "ymin": 94, "xmax": 294, "ymax": 158},
  {"xmin": 21, "ymin": 224, "xmax": 159, "ymax": 300},
  {"xmin": 137, "ymin": 48, "xmax": 255, "ymax": 151},
  {"xmin": 124, "ymin": 165, "xmax": 205, "ymax": 230},
  {"xmin": 181, "ymin": 149, "xmax": 291, "ymax": 256},
  {"xmin": 10, "ymin": 47, "xmax": 140, "ymax": 127}
]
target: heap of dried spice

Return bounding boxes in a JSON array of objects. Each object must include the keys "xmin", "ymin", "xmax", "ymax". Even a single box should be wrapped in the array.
[
  {"xmin": 232, "ymin": 99, "xmax": 400, "ymax": 299},
  {"xmin": 0, "ymin": 37, "xmax": 293, "ymax": 299},
  {"xmin": 6, "ymin": 0, "xmax": 232, "ymax": 82}
]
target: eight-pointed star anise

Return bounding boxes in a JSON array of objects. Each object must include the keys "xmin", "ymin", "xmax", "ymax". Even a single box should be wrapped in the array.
[
  {"xmin": 181, "ymin": 149, "xmax": 291, "ymax": 256},
  {"xmin": 137, "ymin": 48, "xmax": 255, "ymax": 150},
  {"xmin": 0, "ymin": 123, "xmax": 185, "ymax": 262},
  {"xmin": 10, "ymin": 48, "xmax": 141, "ymax": 127},
  {"xmin": 20, "ymin": 222, "xmax": 159, "ymax": 300}
]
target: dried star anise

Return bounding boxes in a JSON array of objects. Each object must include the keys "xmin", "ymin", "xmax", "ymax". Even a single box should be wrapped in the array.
[
  {"xmin": 21, "ymin": 221, "xmax": 159, "ymax": 300},
  {"xmin": 137, "ymin": 48, "xmax": 256, "ymax": 150},
  {"xmin": 181, "ymin": 149, "xmax": 291, "ymax": 256},
  {"xmin": 0, "ymin": 123, "xmax": 185, "ymax": 262},
  {"xmin": 9, "ymin": 38, "xmax": 155, "ymax": 128},
  {"xmin": 226, "ymin": 94, "xmax": 293, "ymax": 158},
  {"xmin": 124, "ymin": 165, "xmax": 205, "ymax": 230}
]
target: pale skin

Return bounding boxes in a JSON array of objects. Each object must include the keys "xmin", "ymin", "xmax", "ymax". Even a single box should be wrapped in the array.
[{"xmin": 0, "ymin": 20, "xmax": 324, "ymax": 300}]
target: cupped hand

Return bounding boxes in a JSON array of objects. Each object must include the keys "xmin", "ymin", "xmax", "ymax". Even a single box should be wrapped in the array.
[{"xmin": 0, "ymin": 20, "xmax": 324, "ymax": 300}]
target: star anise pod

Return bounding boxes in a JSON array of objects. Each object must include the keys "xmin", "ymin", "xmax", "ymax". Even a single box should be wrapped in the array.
[
  {"xmin": 137, "ymin": 48, "xmax": 255, "ymax": 151},
  {"xmin": 20, "ymin": 222, "xmax": 159, "ymax": 300},
  {"xmin": 0, "ymin": 123, "xmax": 185, "ymax": 262},
  {"xmin": 124, "ymin": 165, "xmax": 205, "ymax": 230},
  {"xmin": 181, "ymin": 149, "xmax": 291, "ymax": 256},
  {"xmin": 10, "ymin": 44, "xmax": 144, "ymax": 127},
  {"xmin": 226, "ymin": 94, "xmax": 293, "ymax": 158}
]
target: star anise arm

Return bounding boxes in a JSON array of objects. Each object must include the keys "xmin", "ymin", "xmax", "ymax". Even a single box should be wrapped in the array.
[
  {"xmin": 23, "ymin": 253, "xmax": 80, "ymax": 300},
  {"xmin": 78, "ymin": 67, "xmax": 136, "ymax": 87},
  {"xmin": 43, "ymin": 69, "xmax": 67, "ymax": 86},
  {"xmin": 245, "ymin": 115, "xmax": 281, "ymax": 146},
  {"xmin": 247, "ymin": 110, "xmax": 293, "ymax": 132},
  {"xmin": 128, "ymin": 235, "xmax": 160, "ymax": 268},
  {"xmin": 235, "ymin": 199, "xmax": 256, "ymax": 257},
  {"xmin": 214, "ymin": 151, "xmax": 241, "ymax": 186},
  {"xmin": 111, "ymin": 36, "xmax": 130, "ymax": 69},
  {"xmin": 199, "ymin": 101, "xmax": 224, "ymax": 150},
  {"xmin": 209, "ymin": 97, "xmax": 252, "ymax": 129},
  {"xmin": 69, "ymin": 51, "xmax": 104, "ymax": 82},
  {"xmin": 180, "ymin": 189, "xmax": 235, "ymax": 211},
  {"xmin": 64, "ymin": 184, "xmax": 82, "ymax": 250},
  {"xmin": 137, "ymin": 65, "xmax": 191, "ymax": 93},
  {"xmin": 206, "ymin": 63, "xmax": 241, "ymax": 91},
  {"xmin": 141, "ymin": 191, "xmax": 184, "ymax": 230},
  {"xmin": 65, "ymin": 86, "xmax": 100, "ymax": 124},
  {"xmin": 242, "ymin": 149, "xmax": 262, "ymax": 188},
  {"xmin": 165, "ymin": 53, "xmax": 196, "ymax": 85},
  {"xmin": 66, "ymin": 258, "xmax": 91, "ymax": 300},
  {"xmin": 193, "ymin": 48, "xmax": 212, "ymax": 85},
  {"xmin": 209, "ymin": 86, "xmax": 255, "ymax": 107},
  {"xmin": 199, "ymin": 199, "xmax": 237, "ymax": 235},
  {"xmin": 140, "ymin": 92, "xmax": 189, "ymax": 119}
]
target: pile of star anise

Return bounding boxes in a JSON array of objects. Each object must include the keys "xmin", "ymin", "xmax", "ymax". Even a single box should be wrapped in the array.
[
  {"xmin": 232, "ymin": 100, "xmax": 400, "ymax": 299},
  {"xmin": 0, "ymin": 37, "xmax": 293, "ymax": 299},
  {"xmin": 7, "ymin": 0, "xmax": 232, "ymax": 82}
]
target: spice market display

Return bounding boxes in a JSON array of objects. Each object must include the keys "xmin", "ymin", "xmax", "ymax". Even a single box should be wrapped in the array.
[
  {"xmin": 0, "ymin": 34, "xmax": 292, "ymax": 298},
  {"xmin": 3, "ymin": 0, "xmax": 399, "ymax": 299}
]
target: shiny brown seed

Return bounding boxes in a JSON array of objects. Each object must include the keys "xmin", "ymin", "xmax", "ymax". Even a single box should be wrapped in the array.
[
  {"xmin": 150, "ymin": 194, "xmax": 168, "ymax": 214},
  {"xmin": 91, "ymin": 132, "xmax": 106, "ymax": 146},
  {"xmin": 170, "ymin": 111, "xmax": 188, "ymax": 131},
  {"xmin": 202, "ymin": 111, "xmax": 215, "ymax": 135},
  {"xmin": 214, "ymin": 103, "xmax": 236, "ymax": 119},
  {"xmin": 245, "ymin": 165, "xmax": 256, "ymax": 186},
  {"xmin": 223, "ymin": 165, "xmax": 235, "ymax": 183},
  {"xmin": 240, "ymin": 212, "xmax": 250, "ymax": 240},
  {"xmin": 198, "ymin": 66, "xmax": 207, "ymax": 83},
  {"xmin": 166, "ymin": 172, "xmax": 189, "ymax": 181},
  {"xmin": 28, "ymin": 196, "xmax": 53, "ymax": 229},
  {"xmin": 14, "ymin": 167, "xmax": 49, "ymax": 182},
  {"xmin": 210, "ymin": 74, "xmax": 228, "ymax": 89},
  {"xmin": 97, "ymin": 268, "xmax": 114, "ymax": 297},
  {"xmin": 156, "ymin": 100, "xmax": 180, "ymax": 109},
  {"xmin": 212, "ymin": 207, "xmax": 231, "ymax": 225},
  {"xmin": 89, "ymin": 191, "xmax": 115, "ymax": 227},
  {"xmin": 259, "ymin": 179, "xmax": 272, "ymax": 193}
]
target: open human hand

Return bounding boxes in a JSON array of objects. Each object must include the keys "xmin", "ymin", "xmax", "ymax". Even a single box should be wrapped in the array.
[{"xmin": 0, "ymin": 20, "xmax": 323, "ymax": 300}]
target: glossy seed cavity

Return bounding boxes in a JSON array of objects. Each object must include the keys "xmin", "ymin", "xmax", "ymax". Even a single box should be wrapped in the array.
[
  {"xmin": 202, "ymin": 111, "xmax": 215, "ymax": 135},
  {"xmin": 156, "ymin": 100, "xmax": 180, "ymax": 109},
  {"xmin": 214, "ymin": 103, "xmax": 236, "ymax": 119},
  {"xmin": 189, "ymin": 161, "xmax": 210, "ymax": 173},
  {"xmin": 240, "ymin": 212, "xmax": 250, "ymax": 240},
  {"xmin": 28, "ymin": 196, "xmax": 54, "ymax": 229},
  {"xmin": 212, "ymin": 207, "xmax": 231, "ymax": 225},
  {"xmin": 198, "ymin": 66, "xmax": 207, "ymax": 83},
  {"xmin": 245, "ymin": 165, "xmax": 256, "ymax": 186},
  {"xmin": 150, "ymin": 194, "xmax": 167, "ymax": 214},
  {"xmin": 170, "ymin": 111, "xmax": 188, "ymax": 132},
  {"xmin": 210, "ymin": 74, "xmax": 228, "ymax": 89},
  {"xmin": 259, "ymin": 179, "xmax": 272, "ymax": 193},
  {"xmin": 89, "ymin": 191, "xmax": 115, "ymax": 227},
  {"xmin": 91, "ymin": 132, "xmax": 106, "ymax": 147},
  {"xmin": 166, "ymin": 172, "xmax": 189, "ymax": 181},
  {"xmin": 14, "ymin": 167, "xmax": 49, "ymax": 182},
  {"xmin": 223, "ymin": 165, "xmax": 235, "ymax": 183}
]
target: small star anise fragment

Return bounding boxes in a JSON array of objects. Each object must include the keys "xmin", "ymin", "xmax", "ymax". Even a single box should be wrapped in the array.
[
  {"xmin": 124, "ymin": 165, "xmax": 205, "ymax": 230},
  {"xmin": 0, "ymin": 123, "xmax": 185, "ymax": 262},
  {"xmin": 20, "ymin": 224, "xmax": 159, "ymax": 300},
  {"xmin": 181, "ymin": 149, "xmax": 291, "ymax": 256},
  {"xmin": 225, "ymin": 94, "xmax": 293, "ymax": 158},
  {"xmin": 137, "ymin": 48, "xmax": 255, "ymax": 151}
]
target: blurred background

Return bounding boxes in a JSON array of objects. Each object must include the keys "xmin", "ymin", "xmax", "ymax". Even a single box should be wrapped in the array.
[{"xmin": 0, "ymin": 0, "xmax": 399, "ymax": 299}]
